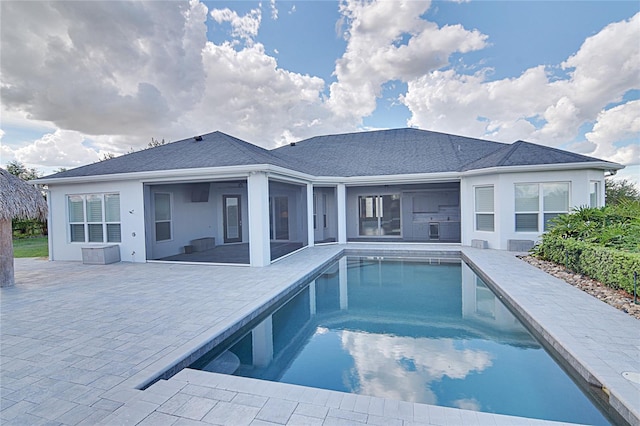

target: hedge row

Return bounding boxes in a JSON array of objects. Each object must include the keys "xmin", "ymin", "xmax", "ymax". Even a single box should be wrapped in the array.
[{"xmin": 534, "ymin": 235, "xmax": 640, "ymax": 294}]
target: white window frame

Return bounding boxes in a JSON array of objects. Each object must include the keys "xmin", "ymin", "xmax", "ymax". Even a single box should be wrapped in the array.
[
  {"xmin": 589, "ymin": 181, "xmax": 600, "ymax": 208},
  {"xmin": 154, "ymin": 192, "xmax": 173, "ymax": 242},
  {"xmin": 67, "ymin": 193, "xmax": 121, "ymax": 243},
  {"xmin": 474, "ymin": 185, "xmax": 494, "ymax": 232},
  {"xmin": 515, "ymin": 182, "xmax": 570, "ymax": 232},
  {"xmin": 313, "ymin": 194, "xmax": 318, "ymax": 230}
]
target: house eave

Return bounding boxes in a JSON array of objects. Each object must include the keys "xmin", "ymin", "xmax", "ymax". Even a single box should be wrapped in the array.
[
  {"xmin": 33, "ymin": 160, "xmax": 623, "ymax": 187},
  {"xmin": 33, "ymin": 164, "xmax": 317, "ymax": 186},
  {"xmin": 461, "ymin": 161, "xmax": 624, "ymax": 177}
]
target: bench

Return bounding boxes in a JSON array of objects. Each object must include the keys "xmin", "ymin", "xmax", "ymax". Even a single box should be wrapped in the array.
[
  {"xmin": 507, "ymin": 239, "xmax": 535, "ymax": 252},
  {"xmin": 82, "ymin": 245, "xmax": 120, "ymax": 264},
  {"xmin": 190, "ymin": 237, "xmax": 215, "ymax": 252}
]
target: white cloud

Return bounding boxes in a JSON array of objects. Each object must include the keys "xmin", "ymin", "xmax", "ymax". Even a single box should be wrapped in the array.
[
  {"xmin": 1, "ymin": 0, "xmax": 637, "ymax": 174},
  {"xmin": 453, "ymin": 398, "xmax": 481, "ymax": 411},
  {"xmin": 327, "ymin": 0, "xmax": 488, "ymax": 121},
  {"xmin": 584, "ymin": 100, "xmax": 640, "ymax": 165},
  {"xmin": 183, "ymin": 41, "xmax": 340, "ymax": 148},
  {"xmin": 403, "ymin": 12, "xmax": 640, "ymax": 165},
  {"xmin": 1, "ymin": 0, "xmax": 208, "ymax": 140},
  {"xmin": 340, "ymin": 330, "xmax": 493, "ymax": 403},
  {"xmin": 210, "ymin": 6, "xmax": 262, "ymax": 45},
  {"xmin": 270, "ymin": 0, "xmax": 278, "ymax": 20},
  {"xmin": 11, "ymin": 130, "xmax": 99, "ymax": 169}
]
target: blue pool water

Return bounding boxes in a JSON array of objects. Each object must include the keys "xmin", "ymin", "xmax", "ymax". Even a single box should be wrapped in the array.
[{"xmin": 192, "ymin": 256, "xmax": 610, "ymax": 425}]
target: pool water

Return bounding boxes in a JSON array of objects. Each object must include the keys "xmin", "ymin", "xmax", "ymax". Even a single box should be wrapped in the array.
[{"xmin": 192, "ymin": 256, "xmax": 610, "ymax": 425}]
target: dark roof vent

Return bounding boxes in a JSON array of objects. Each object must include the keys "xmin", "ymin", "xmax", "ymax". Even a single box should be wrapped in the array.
[
  {"xmin": 290, "ymin": 142, "xmax": 296, "ymax": 146},
  {"xmin": 194, "ymin": 135, "xmax": 203, "ymax": 142}
]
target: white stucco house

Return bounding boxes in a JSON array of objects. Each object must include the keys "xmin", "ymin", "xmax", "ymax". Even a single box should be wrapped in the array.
[{"xmin": 34, "ymin": 128, "xmax": 623, "ymax": 266}]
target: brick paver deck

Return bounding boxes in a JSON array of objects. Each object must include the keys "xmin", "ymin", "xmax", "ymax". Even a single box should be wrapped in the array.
[{"xmin": 2, "ymin": 244, "xmax": 638, "ymax": 425}]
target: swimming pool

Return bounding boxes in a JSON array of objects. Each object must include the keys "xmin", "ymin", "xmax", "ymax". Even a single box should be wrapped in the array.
[{"xmin": 191, "ymin": 256, "xmax": 611, "ymax": 425}]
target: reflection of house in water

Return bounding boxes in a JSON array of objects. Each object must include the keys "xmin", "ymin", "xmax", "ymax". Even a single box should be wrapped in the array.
[
  {"xmin": 460, "ymin": 262, "xmax": 537, "ymax": 345},
  {"xmin": 193, "ymin": 256, "xmax": 538, "ymax": 384}
]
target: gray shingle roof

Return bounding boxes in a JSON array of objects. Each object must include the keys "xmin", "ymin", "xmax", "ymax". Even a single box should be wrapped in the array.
[
  {"xmin": 460, "ymin": 140, "xmax": 611, "ymax": 171},
  {"xmin": 43, "ymin": 128, "xmax": 620, "ymax": 180},
  {"xmin": 272, "ymin": 128, "xmax": 506, "ymax": 176},
  {"xmin": 47, "ymin": 131, "xmax": 291, "ymax": 178}
]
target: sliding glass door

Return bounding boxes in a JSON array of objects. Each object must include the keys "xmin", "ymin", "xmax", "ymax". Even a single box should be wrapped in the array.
[{"xmin": 358, "ymin": 194, "xmax": 401, "ymax": 236}]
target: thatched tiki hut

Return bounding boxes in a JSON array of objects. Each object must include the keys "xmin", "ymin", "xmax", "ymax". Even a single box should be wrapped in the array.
[{"xmin": 0, "ymin": 168, "xmax": 48, "ymax": 287}]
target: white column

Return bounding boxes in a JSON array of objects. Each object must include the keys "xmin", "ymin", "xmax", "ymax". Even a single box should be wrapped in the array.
[
  {"xmin": 309, "ymin": 280, "xmax": 317, "ymax": 316},
  {"xmin": 460, "ymin": 262, "xmax": 475, "ymax": 319},
  {"xmin": 339, "ymin": 256, "xmax": 348, "ymax": 310},
  {"xmin": 337, "ymin": 183, "xmax": 347, "ymax": 244},
  {"xmin": 307, "ymin": 183, "xmax": 315, "ymax": 247},
  {"xmin": 248, "ymin": 172, "xmax": 271, "ymax": 267},
  {"xmin": 252, "ymin": 316, "xmax": 273, "ymax": 367}
]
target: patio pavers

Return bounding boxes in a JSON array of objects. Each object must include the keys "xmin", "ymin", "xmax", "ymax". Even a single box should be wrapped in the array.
[{"xmin": 1, "ymin": 244, "xmax": 638, "ymax": 425}]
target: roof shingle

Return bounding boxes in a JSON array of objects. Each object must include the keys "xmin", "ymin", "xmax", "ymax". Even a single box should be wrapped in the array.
[{"xmin": 43, "ymin": 128, "xmax": 620, "ymax": 180}]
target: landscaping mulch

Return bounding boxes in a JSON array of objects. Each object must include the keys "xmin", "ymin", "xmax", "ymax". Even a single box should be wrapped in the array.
[{"xmin": 520, "ymin": 255, "xmax": 640, "ymax": 320}]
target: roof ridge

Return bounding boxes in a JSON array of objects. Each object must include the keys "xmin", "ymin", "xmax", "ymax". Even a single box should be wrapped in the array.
[
  {"xmin": 495, "ymin": 140, "xmax": 523, "ymax": 167},
  {"xmin": 217, "ymin": 132, "xmax": 276, "ymax": 164}
]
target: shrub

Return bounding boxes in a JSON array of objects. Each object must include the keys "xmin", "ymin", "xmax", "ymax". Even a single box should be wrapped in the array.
[
  {"xmin": 534, "ymin": 201, "xmax": 640, "ymax": 293},
  {"xmin": 545, "ymin": 201, "xmax": 640, "ymax": 253},
  {"xmin": 535, "ymin": 235, "xmax": 640, "ymax": 294}
]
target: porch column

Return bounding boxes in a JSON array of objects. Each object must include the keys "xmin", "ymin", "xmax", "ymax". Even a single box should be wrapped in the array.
[
  {"xmin": 307, "ymin": 183, "xmax": 314, "ymax": 247},
  {"xmin": 337, "ymin": 183, "xmax": 347, "ymax": 244},
  {"xmin": 309, "ymin": 280, "xmax": 317, "ymax": 315},
  {"xmin": 248, "ymin": 171, "xmax": 271, "ymax": 267},
  {"xmin": 252, "ymin": 315, "xmax": 273, "ymax": 367},
  {"xmin": 339, "ymin": 257, "xmax": 348, "ymax": 310}
]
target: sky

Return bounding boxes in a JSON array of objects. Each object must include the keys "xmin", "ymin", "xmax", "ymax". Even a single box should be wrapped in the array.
[{"xmin": 1, "ymin": 0, "xmax": 639, "ymax": 184}]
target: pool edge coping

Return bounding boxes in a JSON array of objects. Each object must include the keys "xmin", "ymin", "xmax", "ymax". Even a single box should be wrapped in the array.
[{"xmin": 103, "ymin": 245, "xmax": 639, "ymax": 426}]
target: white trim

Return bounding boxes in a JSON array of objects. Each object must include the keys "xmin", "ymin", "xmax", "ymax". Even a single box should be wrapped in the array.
[
  {"xmin": 307, "ymin": 183, "xmax": 315, "ymax": 247},
  {"xmin": 337, "ymin": 184, "xmax": 347, "ymax": 244},
  {"xmin": 34, "ymin": 160, "xmax": 622, "ymax": 187},
  {"xmin": 462, "ymin": 161, "xmax": 622, "ymax": 177}
]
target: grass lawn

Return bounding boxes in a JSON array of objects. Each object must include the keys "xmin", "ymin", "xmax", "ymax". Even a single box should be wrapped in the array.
[{"xmin": 13, "ymin": 237, "xmax": 48, "ymax": 258}]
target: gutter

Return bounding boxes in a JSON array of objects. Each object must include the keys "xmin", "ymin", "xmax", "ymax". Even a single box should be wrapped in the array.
[
  {"xmin": 32, "ymin": 161, "xmax": 624, "ymax": 187},
  {"xmin": 460, "ymin": 161, "xmax": 624, "ymax": 177}
]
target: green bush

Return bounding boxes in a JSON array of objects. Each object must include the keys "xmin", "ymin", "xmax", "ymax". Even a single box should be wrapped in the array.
[
  {"xmin": 544, "ymin": 201, "xmax": 640, "ymax": 253},
  {"xmin": 535, "ymin": 235, "xmax": 639, "ymax": 293},
  {"xmin": 533, "ymin": 201, "xmax": 640, "ymax": 293}
]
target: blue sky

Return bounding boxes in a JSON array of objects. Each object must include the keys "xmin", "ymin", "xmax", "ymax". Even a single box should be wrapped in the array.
[{"xmin": 1, "ymin": 0, "xmax": 638, "ymax": 184}]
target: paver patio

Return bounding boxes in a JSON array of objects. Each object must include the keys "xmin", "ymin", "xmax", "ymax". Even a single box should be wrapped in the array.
[{"xmin": 1, "ymin": 244, "xmax": 638, "ymax": 425}]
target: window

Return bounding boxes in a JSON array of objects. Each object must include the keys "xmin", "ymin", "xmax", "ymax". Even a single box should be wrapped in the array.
[
  {"xmin": 154, "ymin": 192, "xmax": 172, "ymax": 241},
  {"xmin": 515, "ymin": 182, "xmax": 569, "ymax": 232},
  {"xmin": 67, "ymin": 193, "xmax": 121, "ymax": 243},
  {"xmin": 589, "ymin": 181, "xmax": 599, "ymax": 208},
  {"xmin": 358, "ymin": 194, "xmax": 401, "ymax": 236},
  {"xmin": 475, "ymin": 186, "xmax": 494, "ymax": 232}
]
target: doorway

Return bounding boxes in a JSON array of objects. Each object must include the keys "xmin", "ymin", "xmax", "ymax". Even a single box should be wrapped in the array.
[{"xmin": 223, "ymin": 195, "xmax": 242, "ymax": 243}]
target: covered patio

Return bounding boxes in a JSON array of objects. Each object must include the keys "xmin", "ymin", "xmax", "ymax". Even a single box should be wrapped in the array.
[{"xmin": 157, "ymin": 242, "xmax": 305, "ymax": 264}]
